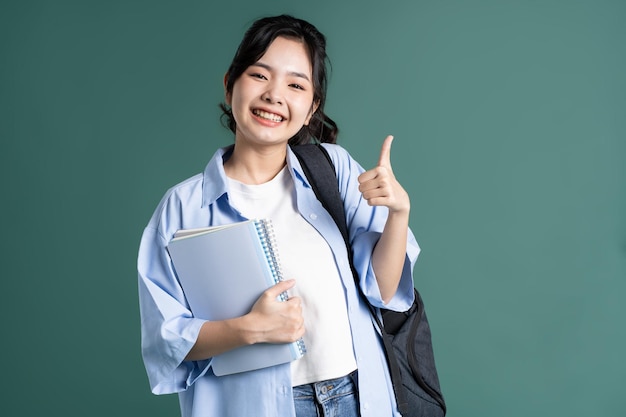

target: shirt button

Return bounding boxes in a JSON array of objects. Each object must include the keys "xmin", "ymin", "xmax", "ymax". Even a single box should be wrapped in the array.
[{"xmin": 309, "ymin": 213, "xmax": 317, "ymax": 220}]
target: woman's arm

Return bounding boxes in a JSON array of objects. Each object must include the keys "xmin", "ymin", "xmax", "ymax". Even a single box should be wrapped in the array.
[
  {"xmin": 185, "ymin": 279, "xmax": 305, "ymax": 361},
  {"xmin": 357, "ymin": 136, "xmax": 411, "ymax": 304}
]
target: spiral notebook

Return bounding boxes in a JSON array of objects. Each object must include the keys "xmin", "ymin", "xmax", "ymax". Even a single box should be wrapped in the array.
[{"xmin": 166, "ymin": 219, "xmax": 306, "ymax": 376}]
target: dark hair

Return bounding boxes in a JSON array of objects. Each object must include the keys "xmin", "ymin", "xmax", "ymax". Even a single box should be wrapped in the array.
[{"xmin": 220, "ymin": 15, "xmax": 338, "ymax": 145}]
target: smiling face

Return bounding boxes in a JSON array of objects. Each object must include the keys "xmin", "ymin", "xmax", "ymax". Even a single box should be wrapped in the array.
[{"xmin": 226, "ymin": 36, "xmax": 318, "ymax": 149}]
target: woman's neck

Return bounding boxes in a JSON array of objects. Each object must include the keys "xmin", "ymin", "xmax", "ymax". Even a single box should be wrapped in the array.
[{"xmin": 224, "ymin": 143, "xmax": 288, "ymax": 185}]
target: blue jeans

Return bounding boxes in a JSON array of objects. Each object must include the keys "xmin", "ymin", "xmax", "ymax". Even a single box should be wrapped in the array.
[{"xmin": 293, "ymin": 371, "xmax": 360, "ymax": 417}]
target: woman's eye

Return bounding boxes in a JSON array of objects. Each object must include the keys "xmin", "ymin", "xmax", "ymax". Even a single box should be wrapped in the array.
[
  {"xmin": 250, "ymin": 73, "xmax": 267, "ymax": 80},
  {"xmin": 290, "ymin": 83, "xmax": 305, "ymax": 90}
]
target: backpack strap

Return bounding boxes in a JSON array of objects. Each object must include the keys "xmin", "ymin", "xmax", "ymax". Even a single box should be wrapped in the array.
[
  {"xmin": 290, "ymin": 144, "xmax": 350, "ymax": 246},
  {"xmin": 291, "ymin": 143, "xmax": 410, "ymax": 416}
]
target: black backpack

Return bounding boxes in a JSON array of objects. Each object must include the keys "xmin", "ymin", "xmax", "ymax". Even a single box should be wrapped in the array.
[{"xmin": 292, "ymin": 144, "xmax": 446, "ymax": 417}]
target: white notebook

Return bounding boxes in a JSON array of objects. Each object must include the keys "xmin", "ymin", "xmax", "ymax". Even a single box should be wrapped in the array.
[{"xmin": 167, "ymin": 219, "xmax": 306, "ymax": 376}]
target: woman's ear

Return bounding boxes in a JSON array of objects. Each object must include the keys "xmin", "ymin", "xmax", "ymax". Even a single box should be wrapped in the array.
[
  {"xmin": 304, "ymin": 100, "xmax": 320, "ymax": 125},
  {"xmin": 223, "ymin": 73, "xmax": 231, "ymax": 106}
]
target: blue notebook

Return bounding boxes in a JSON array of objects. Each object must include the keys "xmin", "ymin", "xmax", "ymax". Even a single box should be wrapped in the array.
[{"xmin": 167, "ymin": 219, "xmax": 306, "ymax": 376}]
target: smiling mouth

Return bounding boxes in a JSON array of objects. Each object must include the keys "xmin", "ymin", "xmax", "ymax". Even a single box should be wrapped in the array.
[{"xmin": 253, "ymin": 109, "xmax": 285, "ymax": 122}]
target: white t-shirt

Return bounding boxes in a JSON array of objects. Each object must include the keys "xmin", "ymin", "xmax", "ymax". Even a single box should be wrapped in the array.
[{"xmin": 227, "ymin": 166, "xmax": 357, "ymax": 386}]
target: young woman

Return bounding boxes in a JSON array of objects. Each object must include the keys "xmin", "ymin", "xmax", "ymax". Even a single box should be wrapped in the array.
[{"xmin": 138, "ymin": 15, "xmax": 419, "ymax": 417}]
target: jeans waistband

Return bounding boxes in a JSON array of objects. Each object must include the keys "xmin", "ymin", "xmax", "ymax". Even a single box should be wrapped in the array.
[{"xmin": 293, "ymin": 370, "xmax": 358, "ymax": 402}]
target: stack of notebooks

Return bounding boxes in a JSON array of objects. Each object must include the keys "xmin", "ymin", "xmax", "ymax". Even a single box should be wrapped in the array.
[{"xmin": 167, "ymin": 219, "xmax": 306, "ymax": 376}]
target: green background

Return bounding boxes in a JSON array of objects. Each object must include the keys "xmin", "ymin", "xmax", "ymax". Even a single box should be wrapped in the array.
[{"xmin": 2, "ymin": 0, "xmax": 624, "ymax": 415}]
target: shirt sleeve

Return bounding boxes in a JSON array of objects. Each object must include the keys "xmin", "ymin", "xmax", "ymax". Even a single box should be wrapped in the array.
[
  {"xmin": 137, "ymin": 223, "xmax": 211, "ymax": 394},
  {"xmin": 322, "ymin": 144, "xmax": 419, "ymax": 312}
]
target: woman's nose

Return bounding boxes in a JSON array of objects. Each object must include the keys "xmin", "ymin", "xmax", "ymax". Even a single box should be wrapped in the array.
[{"xmin": 261, "ymin": 84, "xmax": 284, "ymax": 105}]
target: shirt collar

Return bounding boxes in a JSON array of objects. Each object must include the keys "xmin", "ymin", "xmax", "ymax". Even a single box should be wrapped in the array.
[
  {"xmin": 286, "ymin": 145, "xmax": 313, "ymax": 190},
  {"xmin": 201, "ymin": 144, "xmax": 312, "ymax": 208},
  {"xmin": 201, "ymin": 145, "xmax": 232, "ymax": 208}
]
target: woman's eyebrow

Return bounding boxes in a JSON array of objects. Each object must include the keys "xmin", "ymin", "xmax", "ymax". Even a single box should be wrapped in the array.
[{"xmin": 251, "ymin": 62, "xmax": 311, "ymax": 82}]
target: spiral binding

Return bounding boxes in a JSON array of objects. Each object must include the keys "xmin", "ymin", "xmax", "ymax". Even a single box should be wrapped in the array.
[
  {"xmin": 254, "ymin": 219, "xmax": 286, "ymax": 301},
  {"xmin": 295, "ymin": 334, "xmax": 307, "ymax": 356},
  {"xmin": 253, "ymin": 219, "xmax": 306, "ymax": 356}
]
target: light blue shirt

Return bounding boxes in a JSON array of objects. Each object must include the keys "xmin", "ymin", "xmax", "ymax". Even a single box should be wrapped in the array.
[{"xmin": 137, "ymin": 143, "xmax": 419, "ymax": 417}]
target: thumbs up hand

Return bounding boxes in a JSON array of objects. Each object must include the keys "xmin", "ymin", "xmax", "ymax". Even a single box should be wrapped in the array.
[{"xmin": 358, "ymin": 135, "xmax": 410, "ymax": 214}]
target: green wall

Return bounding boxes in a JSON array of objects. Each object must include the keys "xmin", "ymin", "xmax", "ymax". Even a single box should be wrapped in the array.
[{"xmin": 2, "ymin": 0, "xmax": 624, "ymax": 415}]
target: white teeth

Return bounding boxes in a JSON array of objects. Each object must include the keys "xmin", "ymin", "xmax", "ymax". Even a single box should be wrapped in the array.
[{"xmin": 253, "ymin": 109, "xmax": 284, "ymax": 122}]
